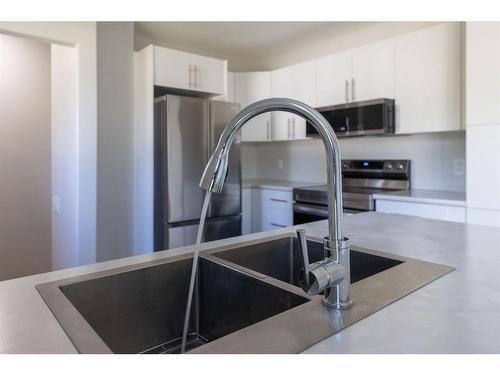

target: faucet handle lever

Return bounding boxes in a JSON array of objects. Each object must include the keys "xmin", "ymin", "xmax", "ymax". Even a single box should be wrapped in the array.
[{"xmin": 296, "ymin": 229, "xmax": 310, "ymax": 285}]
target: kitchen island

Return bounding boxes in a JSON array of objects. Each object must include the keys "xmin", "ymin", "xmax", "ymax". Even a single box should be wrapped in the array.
[{"xmin": 1, "ymin": 212, "xmax": 499, "ymax": 353}]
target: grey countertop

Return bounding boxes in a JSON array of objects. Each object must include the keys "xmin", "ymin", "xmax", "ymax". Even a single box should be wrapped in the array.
[
  {"xmin": 1, "ymin": 212, "xmax": 500, "ymax": 353},
  {"xmin": 373, "ymin": 189, "xmax": 466, "ymax": 207},
  {"xmin": 242, "ymin": 178, "xmax": 320, "ymax": 191}
]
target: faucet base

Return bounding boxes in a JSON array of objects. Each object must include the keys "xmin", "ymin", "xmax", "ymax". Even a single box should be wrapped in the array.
[{"xmin": 322, "ymin": 298, "xmax": 353, "ymax": 310}]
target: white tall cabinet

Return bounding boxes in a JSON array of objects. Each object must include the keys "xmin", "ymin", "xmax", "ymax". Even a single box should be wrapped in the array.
[
  {"xmin": 466, "ymin": 22, "xmax": 500, "ymax": 227},
  {"xmin": 233, "ymin": 72, "xmax": 272, "ymax": 141}
]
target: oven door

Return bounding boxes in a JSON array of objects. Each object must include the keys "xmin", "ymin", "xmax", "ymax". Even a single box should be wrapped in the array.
[{"xmin": 293, "ymin": 203, "xmax": 329, "ymax": 225}]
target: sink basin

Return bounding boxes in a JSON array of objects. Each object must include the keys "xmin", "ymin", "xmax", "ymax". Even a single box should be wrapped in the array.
[
  {"xmin": 37, "ymin": 233, "xmax": 454, "ymax": 354},
  {"xmin": 211, "ymin": 237, "xmax": 403, "ymax": 287},
  {"xmin": 37, "ymin": 256, "xmax": 308, "ymax": 354}
]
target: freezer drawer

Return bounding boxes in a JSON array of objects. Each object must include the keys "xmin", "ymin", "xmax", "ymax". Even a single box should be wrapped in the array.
[{"xmin": 164, "ymin": 215, "xmax": 242, "ymax": 250}]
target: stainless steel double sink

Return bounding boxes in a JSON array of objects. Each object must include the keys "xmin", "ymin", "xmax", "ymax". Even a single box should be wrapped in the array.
[{"xmin": 36, "ymin": 233, "xmax": 454, "ymax": 354}]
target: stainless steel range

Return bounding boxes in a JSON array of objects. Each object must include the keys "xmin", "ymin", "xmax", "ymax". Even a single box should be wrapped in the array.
[{"xmin": 293, "ymin": 159, "xmax": 411, "ymax": 224}]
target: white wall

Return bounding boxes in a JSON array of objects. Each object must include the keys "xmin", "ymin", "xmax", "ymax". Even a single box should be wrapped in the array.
[
  {"xmin": 96, "ymin": 22, "xmax": 135, "ymax": 262},
  {"xmin": 0, "ymin": 33, "xmax": 51, "ymax": 281},
  {"xmin": 0, "ymin": 22, "xmax": 98, "ymax": 265},
  {"xmin": 242, "ymin": 131, "xmax": 466, "ymax": 192},
  {"xmin": 0, "ymin": 22, "xmax": 139, "ymax": 264},
  {"xmin": 51, "ymin": 44, "xmax": 79, "ymax": 270},
  {"xmin": 133, "ymin": 46, "xmax": 155, "ymax": 254}
]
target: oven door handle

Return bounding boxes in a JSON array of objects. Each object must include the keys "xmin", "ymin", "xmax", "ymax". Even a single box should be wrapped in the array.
[{"xmin": 293, "ymin": 203, "xmax": 329, "ymax": 217}]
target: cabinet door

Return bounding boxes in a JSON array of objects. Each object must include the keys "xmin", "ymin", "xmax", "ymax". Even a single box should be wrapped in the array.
[
  {"xmin": 242, "ymin": 187, "xmax": 252, "ymax": 234},
  {"xmin": 352, "ymin": 39, "xmax": 395, "ymax": 101},
  {"xmin": 375, "ymin": 200, "xmax": 465, "ymax": 223},
  {"xmin": 154, "ymin": 46, "xmax": 193, "ymax": 91},
  {"xmin": 466, "ymin": 125, "xmax": 500, "ymax": 211},
  {"xmin": 234, "ymin": 72, "xmax": 272, "ymax": 141},
  {"xmin": 154, "ymin": 46, "xmax": 226, "ymax": 95},
  {"xmin": 316, "ymin": 50, "xmax": 352, "ymax": 107},
  {"xmin": 271, "ymin": 63, "xmax": 315, "ymax": 140},
  {"xmin": 394, "ymin": 23, "xmax": 462, "ymax": 134},
  {"xmin": 466, "ymin": 22, "xmax": 500, "ymax": 126},
  {"xmin": 213, "ymin": 71, "xmax": 234, "ymax": 102},
  {"xmin": 271, "ymin": 67, "xmax": 293, "ymax": 140},
  {"xmin": 271, "ymin": 112, "xmax": 292, "ymax": 140},
  {"xmin": 290, "ymin": 61, "xmax": 316, "ymax": 139},
  {"xmin": 259, "ymin": 189, "xmax": 293, "ymax": 231},
  {"xmin": 192, "ymin": 53, "xmax": 227, "ymax": 95}
]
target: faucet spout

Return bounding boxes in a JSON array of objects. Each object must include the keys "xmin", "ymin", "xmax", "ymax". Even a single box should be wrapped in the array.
[{"xmin": 200, "ymin": 97, "xmax": 352, "ymax": 309}]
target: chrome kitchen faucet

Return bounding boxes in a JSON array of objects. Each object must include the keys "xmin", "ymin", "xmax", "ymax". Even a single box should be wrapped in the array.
[{"xmin": 199, "ymin": 98, "xmax": 352, "ymax": 309}]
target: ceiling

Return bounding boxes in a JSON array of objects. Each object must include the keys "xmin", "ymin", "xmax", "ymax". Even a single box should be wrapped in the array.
[{"xmin": 134, "ymin": 22, "xmax": 375, "ymax": 71}]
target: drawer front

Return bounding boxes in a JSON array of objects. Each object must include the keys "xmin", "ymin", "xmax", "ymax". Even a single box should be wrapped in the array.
[
  {"xmin": 376, "ymin": 200, "xmax": 465, "ymax": 223},
  {"xmin": 261, "ymin": 208, "xmax": 293, "ymax": 231},
  {"xmin": 261, "ymin": 189, "xmax": 293, "ymax": 211}
]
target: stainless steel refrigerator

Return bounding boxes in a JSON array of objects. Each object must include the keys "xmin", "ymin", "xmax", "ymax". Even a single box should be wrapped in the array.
[{"xmin": 153, "ymin": 94, "xmax": 242, "ymax": 251}]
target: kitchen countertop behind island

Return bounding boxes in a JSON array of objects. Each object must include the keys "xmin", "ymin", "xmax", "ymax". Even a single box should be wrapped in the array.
[{"xmin": 0, "ymin": 212, "xmax": 499, "ymax": 353}]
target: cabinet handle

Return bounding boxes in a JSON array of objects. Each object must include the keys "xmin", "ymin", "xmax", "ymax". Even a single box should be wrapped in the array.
[
  {"xmin": 351, "ymin": 78, "xmax": 356, "ymax": 101},
  {"xmin": 270, "ymin": 198, "xmax": 288, "ymax": 203},
  {"xmin": 270, "ymin": 223, "xmax": 286, "ymax": 228},
  {"xmin": 188, "ymin": 65, "xmax": 193, "ymax": 88},
  {"xmin": 395, "ymin": 105, "xmax": 400, "ymax": 133},
  {"xmin": 266, "ymin": 119, "xmax": 271, "ymax": 140},
  {"xmin": 287, "ymin": 118, "xmax": 291, "ymax": 138},
  {"xmin": 345, "ymin": 79, "xmax": 350, "ymax": 102},
  {"xmin": 194, "ymin": 65, "xmax": 199, "ymax": 88},
  {"xmin": 292, "ymin": 118, "xmax": 296, "ymax": 138}
]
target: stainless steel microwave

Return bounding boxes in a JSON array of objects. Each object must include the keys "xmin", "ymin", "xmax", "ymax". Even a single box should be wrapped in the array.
[{"xmin": 308, "ymin": 98, "xmax": 395, "ymax": 138}]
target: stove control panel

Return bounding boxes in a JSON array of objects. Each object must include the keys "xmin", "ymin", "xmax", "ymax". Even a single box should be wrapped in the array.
[{"xmin": 342, "ymin": 159, "xmax": 410, "ymax": 175}]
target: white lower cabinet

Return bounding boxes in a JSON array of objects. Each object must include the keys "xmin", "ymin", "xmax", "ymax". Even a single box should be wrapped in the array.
[
  {"xmin": 243, "ymin": 187, "xmax": 294, "ymax": 233},
  {"xmin": 466, "ymin": 208, "xmax": 500, "ymax": 228},
  {"xmin": 258, "ymin": 188, "xmax": 293, "ymax": 231},
  {"xmin": 242, "ymin": 187, "xmax": 252, "ymax": 235},
  {"xmin": 261, "ymin": 208, "xmax": 293, "ymax": 231},
  {"xmin": 376, "ymin": 199, "xmax": 466, "ymax": 223}
]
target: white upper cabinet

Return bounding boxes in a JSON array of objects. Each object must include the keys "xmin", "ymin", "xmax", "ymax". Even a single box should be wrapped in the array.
[
  {"xmin": 234, "ymin": 72, "xmax": 272, "ymax": 142},
  {"xmin": 394, "ymin": 23, "xmax": 462, "ymax": 134},
  {"xmin": 315, "ymin": 40, "xmax": 394, "ymax": 107},
  {"xmin": 351, "ymin": 39, "xmax": 395, "ymax": 101},
  {"xmin": 153, "ymin": 46, "xmax": 227, "ymax": 95},
  {"xmin": 271, "ymin": 61, "xmax": 315, "ymax": 140},
  {"xmin": 290, "ymin": 60, "xmax": 316, "ymax": 106},
  {"xmin": 466, "ymin": 22, "xmax": 500, "ymax": 126},
  {"xmin": 315, "ymin": 50, "xmax": 352, "ymax": 107}
]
